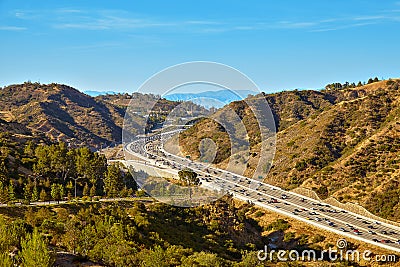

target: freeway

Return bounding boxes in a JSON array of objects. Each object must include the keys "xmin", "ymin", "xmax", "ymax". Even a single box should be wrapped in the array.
[{"xmin": 124, "ymin": 130, "xmax": 400, "ymax": 253}]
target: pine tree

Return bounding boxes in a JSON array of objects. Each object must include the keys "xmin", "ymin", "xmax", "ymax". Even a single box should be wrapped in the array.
[
  {"xmin": 103, "ymin": 164, "xmax": 124, "ymax": 198},
  {"xmin": 0, "ymin": 181, "xmax": 9, "ymax": 203},
  {"xmin": 59, "ymin": 184, "xmax": 65, "ymax": 201},
  {"xmin": 39, "ymin": 189, "xmax": 47, "ymax": 202},
  {"xmin": 19, "ymin": 229, "xmax": 54, "ymax": 267},
  {"xmin": 8, "ymin": 182, "xmax": 15, "ymax": 203},
  {"xmin": 50, "ymin": 184, "xmax": 58, "ymax": 202},
  {"xmin": 31, "ymin": 185, "xmax": 39, "ymax": 202},
  {"xmin": 24, "ymin": 182, "xmax": 33, "ymax": 203},
  {"xmin": 89, "ymin": 184, "xmax": 96, "ymax": 197},
  {"xmin": 83, "ymin": 183, "xmax": 89, "ymax": 197}
]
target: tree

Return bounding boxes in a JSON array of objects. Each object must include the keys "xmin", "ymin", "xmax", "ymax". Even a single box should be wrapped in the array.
[
  {"xmin": 24, "ymin": 182, "xmax": 33, "ymax": 203},
  {"xmin": 33, "ymin": 145, "xmax": 51, "ymax": 177},
  {"xmin": 178, "ymin": 168, "xmax": 200, "ymax": 199},
  {"xmin": 51, "ymin": 184, "xmax": 64, "ymax": 203},
  {"xmin": 19, "ymin": 229, "xmax": 54, "ymax": 267},
  {"xmin": 39, "ymin": 189, "xmax": 48, "ymax": 202},
  {"xmin": 178, "ymin": 168, "xmax": 200, "ymax": 187},
  {"xmin": 89, "ymin": 184, "xmax": 96, "ymax": 197},
  {"xmin": 103, "ymin": 164, "xmax": 124, "ymax": 198},
  {"xmin": 8, "ymin": 181, "xmax": 15, "ymax": 203},
  {"xmin": 0, "ymin": 181, "xmax": 9, "ymax": 204},
  {"xmin": 65, "ymin": 180, "xmax": 73, "ymax": 198},
  {"xmin": 75, "ymin": 148, "xmax": 107, "ymax": 187},
  {"xmin": 31, "ymin": 185, "xmax": 39, "ymax": 202},
  {"xmin": 0, "ymin": 157, "xmax": 9, "ymax": 184},
  {"xmin": 49, "ymin": 143, "xmax": 76, "ymax": 182},
  {"xmin": 51, "ymin": 184, "xmax": 59, "ymax": 203},
  {"xmin": 83, "ymin": 183, "xmax": 89, "ymax": 197}
]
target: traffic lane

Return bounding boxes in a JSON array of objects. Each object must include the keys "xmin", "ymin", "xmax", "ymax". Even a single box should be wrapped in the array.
[
  {"xmin": 199, "ymin": 172, "xmax": 400, "ymax": 245},
  {"xmin": 137, "ymin": 137, "xmax": 400, "ymax": 248},
  {"xmin": 158, "ymin": 150, "xmax": 400, "ymax": 239}
]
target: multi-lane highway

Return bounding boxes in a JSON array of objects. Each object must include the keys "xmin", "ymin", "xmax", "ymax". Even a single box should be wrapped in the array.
[{"xmin": 124, "ymin": 130, "xmax": 400, "ymax": 253}]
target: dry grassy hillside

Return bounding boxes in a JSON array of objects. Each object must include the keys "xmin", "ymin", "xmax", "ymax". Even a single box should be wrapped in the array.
[
  {"xmin": 178, "ymin": 79, "xmax": 400, "ymax": 221},
  {"xmin": 0, "ymin": 82, "xmax": 144, "ymax": 148}
]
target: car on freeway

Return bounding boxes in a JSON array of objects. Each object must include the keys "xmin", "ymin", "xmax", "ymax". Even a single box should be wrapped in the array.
[
  {"xmin": 368, "ymin": 230, "xmax": 376, "ymax": 235},
  {"xmin": 339, "ymin": 228, "xmax": 347, "ymax": 232},
  {"xmin": 271, "ymin": 198, "xmax": 279, "ymax": 203},
  {"xmin": 372, "ymin": 239, "xmax": 379, "ymax": 242},
  {"xmin": 381, "ymin": 230, "xmax": 388, "ymax": 235}
]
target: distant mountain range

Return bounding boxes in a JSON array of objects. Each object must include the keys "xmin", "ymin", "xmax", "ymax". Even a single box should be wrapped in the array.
[
  {"xmin": 84, "ymin": 90, "xmax": 118, "ymax": 97},
  {"xmin": 164, "ymin": 89, "xmax": 258, "ymax": 108},
  {"xmin": 85, "ymin": 89, "xmax": 259, "ymax": 108}
]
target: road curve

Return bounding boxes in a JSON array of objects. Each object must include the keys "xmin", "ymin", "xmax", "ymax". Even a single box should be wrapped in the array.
[{"xmin": 123, "ymin": 130, "xmax": 400, "ymax": 253}]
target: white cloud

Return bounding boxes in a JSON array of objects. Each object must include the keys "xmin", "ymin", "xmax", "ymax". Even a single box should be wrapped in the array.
[{"xmin": 0, "ymin": 26, "xmax": 26, "ymax": 31}]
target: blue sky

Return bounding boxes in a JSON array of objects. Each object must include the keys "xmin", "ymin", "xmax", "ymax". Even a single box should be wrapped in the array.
[{"xmin": 1, "ymin": 0, "xmax": 400, "ymax": 94}]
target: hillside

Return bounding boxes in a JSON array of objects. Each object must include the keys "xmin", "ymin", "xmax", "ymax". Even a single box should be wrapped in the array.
[
  {"xmin": 0, "ymin": 82, "xmax": 143, "ymax": 148},
  {"xmin": 177, "ymin": 79, "xmax": 400, "ymax": 221},
  {"xmin": 1, "ymin": 197, "xmax": 395, "ymax": 266}
]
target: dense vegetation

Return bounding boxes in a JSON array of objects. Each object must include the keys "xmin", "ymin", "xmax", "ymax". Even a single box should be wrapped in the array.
[
  {"xmin": 0, "ymin": 197, "xmax": 369, "ymax": 266},
  {"xmin": 0, "ymin": 134, "xmax": 136, "ymax": 204}
]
